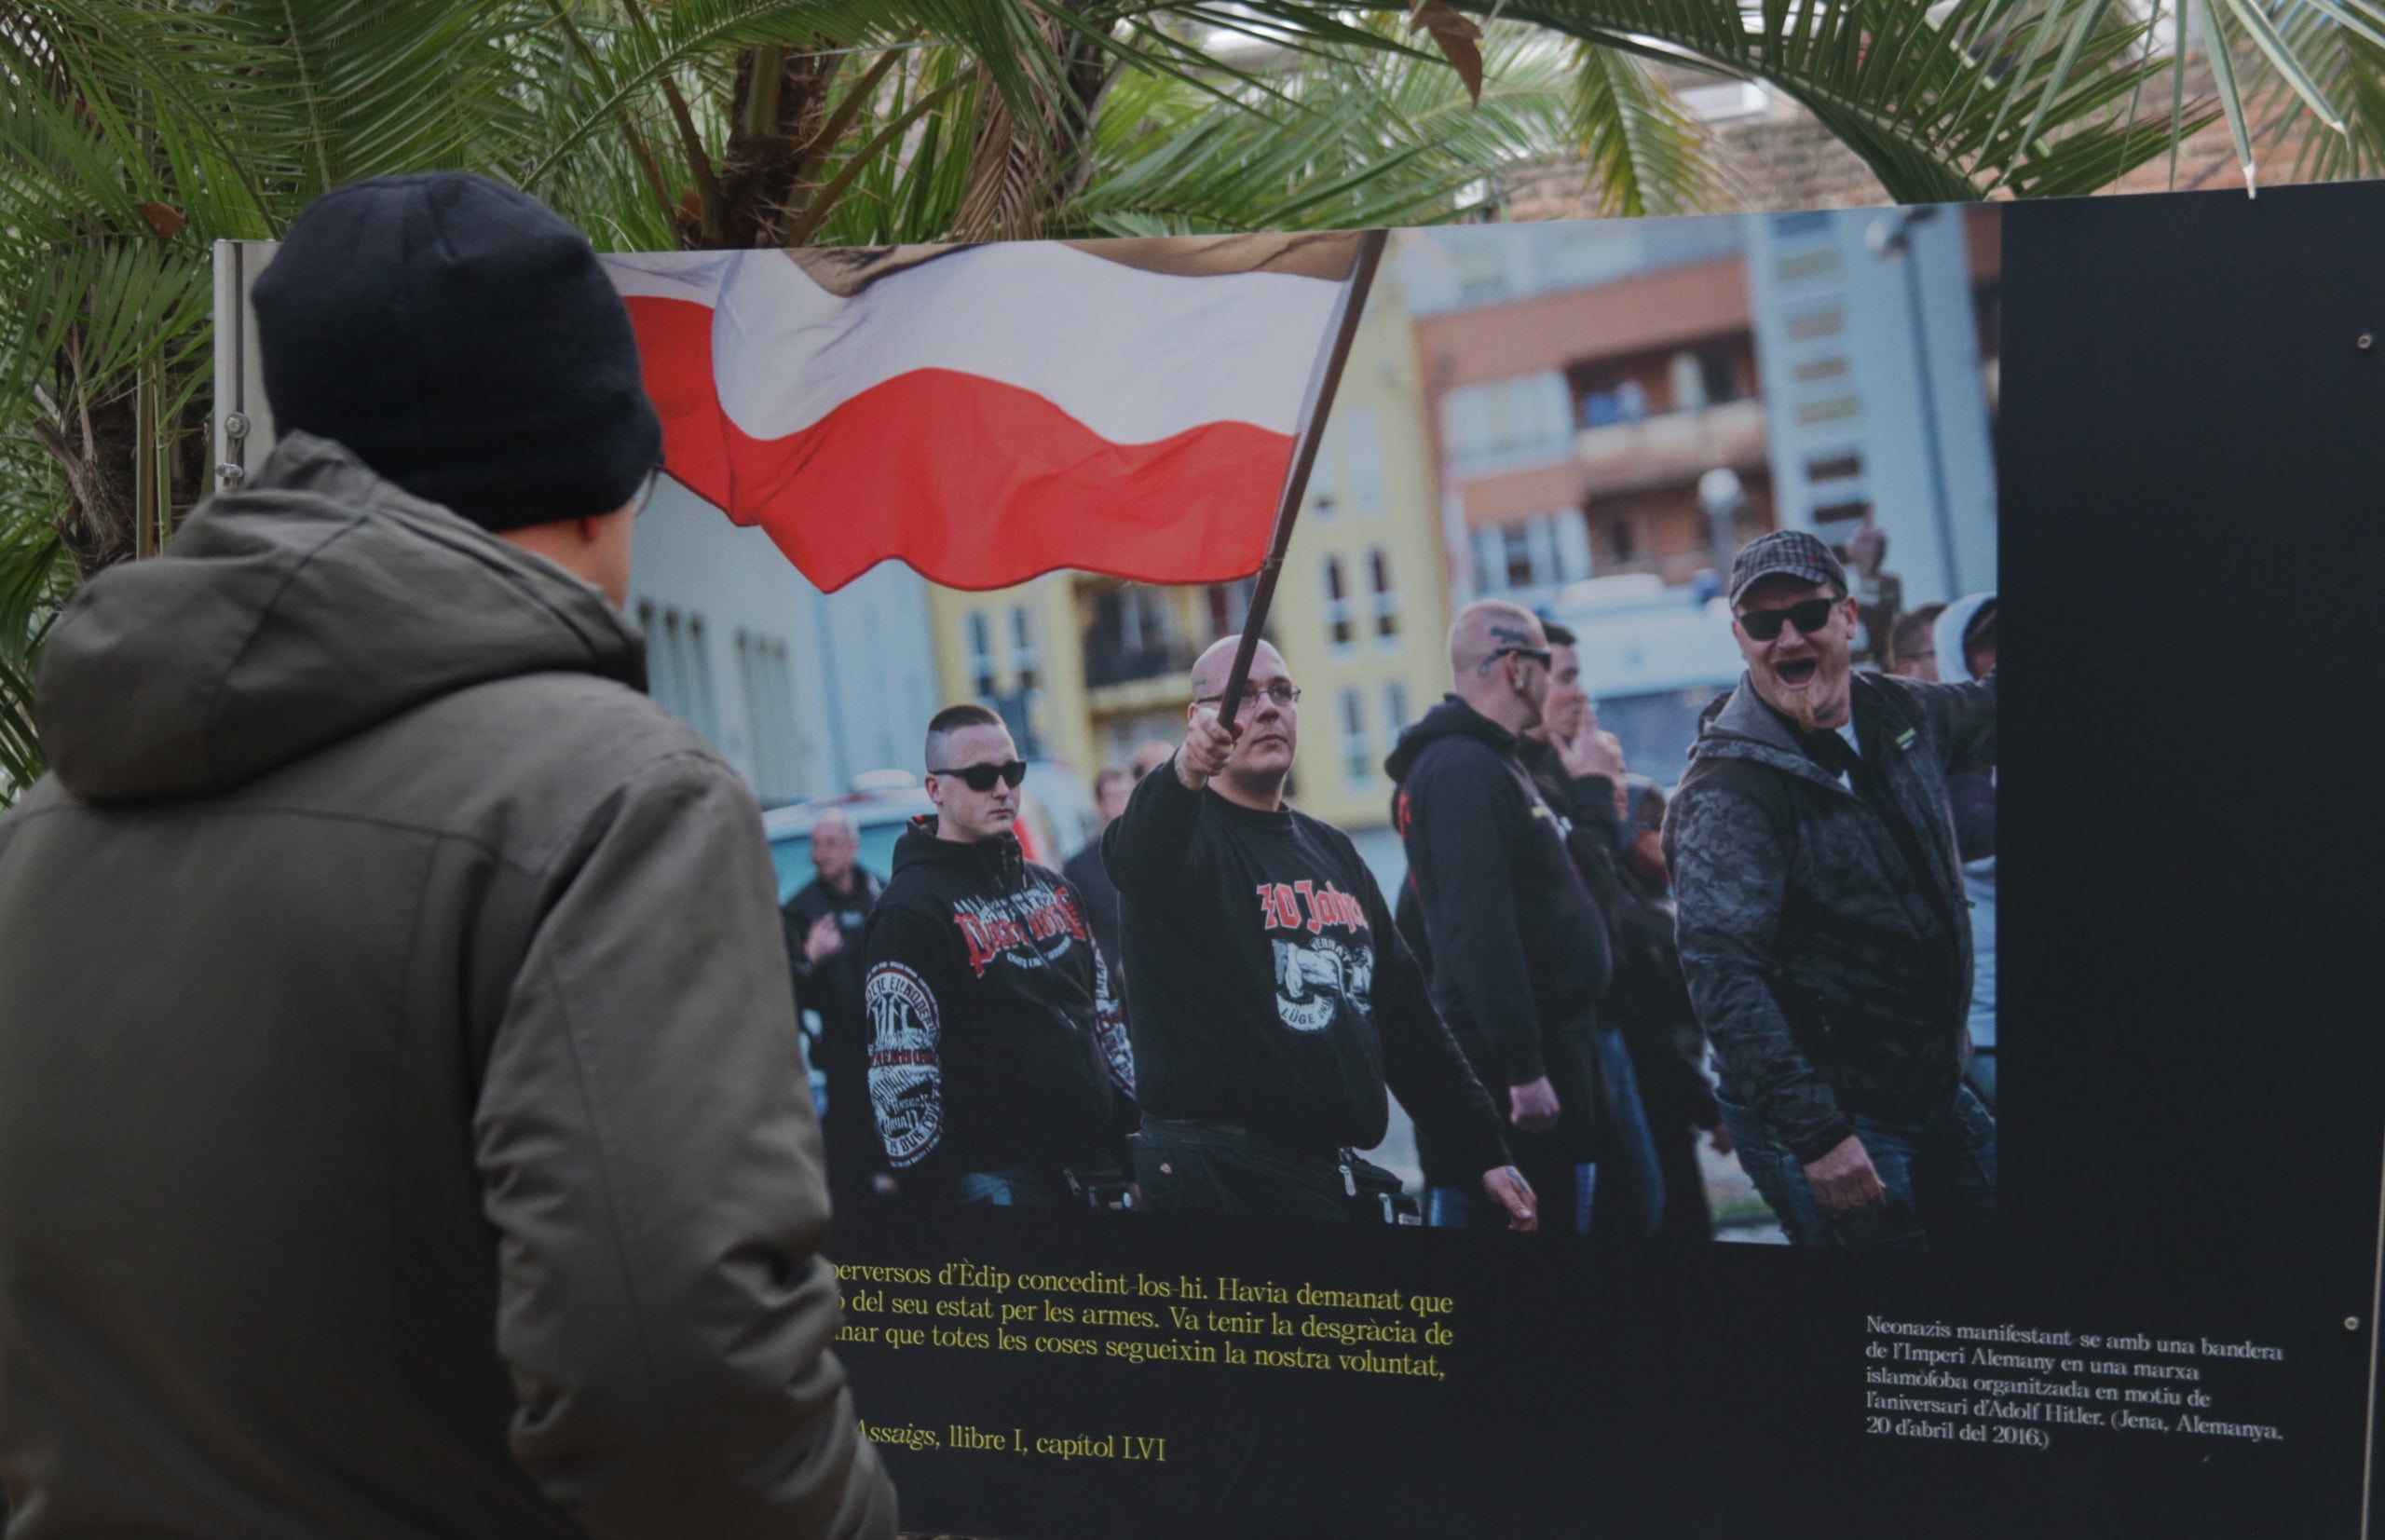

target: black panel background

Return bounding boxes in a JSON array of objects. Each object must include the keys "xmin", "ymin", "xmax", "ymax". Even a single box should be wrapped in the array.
[{"xmin": 830, "ymin": 180, "xmax": 2385, "ymax": 1539}]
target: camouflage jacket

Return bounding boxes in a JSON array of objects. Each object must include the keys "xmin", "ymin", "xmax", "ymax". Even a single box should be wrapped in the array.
[{"xmin": 1665, "ymin": 671, "xmax": 1997, "ymax": 1162}]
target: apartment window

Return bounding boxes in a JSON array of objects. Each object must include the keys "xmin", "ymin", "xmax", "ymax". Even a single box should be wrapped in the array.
[
  {"xmin": 1454, "ymin": 243, "xmax": 1507, "ymax": 304},
  {"xmin": 1786, "ymin": 306, "xmax": 1845, "ymax": 342},
  {"xmin": 1206, "ymin": 578, "xmax": 1255, "ymax": 639},
  {"xmin": 1807, "ymin": 451, "xmax": 1864, "ymax": 484},
  {"xmin": 684, "ymin": 617, "xmax": 719, "ymax": 746},
  {"xmin": 1793, "ymin": 355, "xmax": 1850, "ymax": 383},
  {"xmin": 1344, "ymin": 403, "xmax": 1386, "ymax": 516},
  {"xmin": 1796, "ymin": 395, "xmax": 1861, "ymax": 426},
  {"xmin": 1471, "ymin": 510, "xmax": 1591, "ymax": 595},
  {"xmin": 1502, "ymin": 525, "xmax": 1534, "ymax": 591},
  {"xmin": 637, "ymin": 603, "xmax": 720, "ymax": 749},
  {"xmin": 1011, "ymin": 606, "xmax": 1039, "ymax": 693},
  {"xmin": 1701, "ymin": 349, "xmax": 1742, "ymax": 404},
  {"xmin": 1441, "ymin": 373, "xmax": 1568, "ymax": 467},
  {"xmin": 1553, "ymin": 509, "xmax": 1592, "ymax": 585},
  {"xmin": 1340, "ymin": 688, "xmax": 1371, "ymax": 787},
  {"xmin": 1598, "ymin": 510, "xmax": 1640, "ymax": 565},
  {"xmin": 1323, "ymin": 555, "xmax": 1355, "ymax": 647},
  {"xmin": 1772, "ymin": 210, "xmax": 1831, "ymax": 238},
  {"xmin": 1668, "ymin": 351, "xmax": 1707, "ymax": 413},
  {"xmin": 737, "ymin": 630, "xmax": 802, "ymax": 805},
  {"xmin": 966, "ymin": 611, "xmax": 997, "ymax": 701},
  {"xmin": 1368, "ymin": 549, "xmax": 1398, "ymax": 641},
  {"xmin": 1383, "ymin": 682, "xmax": 1411, "ymax": 739},
  {"xmin": 1308, "ymin": 418, "xmax": 1342, "ymax": 519},
  {"xmin": 1775, "ymin": 248, "xmax": 1842, "ymax": 281}
]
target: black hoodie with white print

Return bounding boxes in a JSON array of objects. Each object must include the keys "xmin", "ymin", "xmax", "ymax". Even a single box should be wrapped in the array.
[{"xmin": 863, "ymin": 819, "xmax": 1133, "ymax": 1186}]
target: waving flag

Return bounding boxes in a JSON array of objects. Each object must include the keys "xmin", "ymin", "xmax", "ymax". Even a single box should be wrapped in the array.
[{"xmin": 603, "ymin": 234, "xmax": 1369, "ymax": 593}]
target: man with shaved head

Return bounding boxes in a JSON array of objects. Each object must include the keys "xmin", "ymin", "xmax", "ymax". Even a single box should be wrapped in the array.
[
  {"xmin": 862, "ymin": 704, "xmax": 1135, "ymax": 1206},
  {"xmin": 782, "ymin": 806, "xmax": 891, "ymax": 1213},
  {"xmin": 1385, "ymin": 600, "xmax": 1618, "ymax": 1235},
  {"xmin": 1101, "ymin": 636, "xmax": 1532, "ymax": 1226}
]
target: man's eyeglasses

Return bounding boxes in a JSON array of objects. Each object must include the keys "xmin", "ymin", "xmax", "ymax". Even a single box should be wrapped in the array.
[
  {"xmin": 930, "ymin": 758, "xmax": 1028, "ymax": 792},
  {"xmin": 1737, "ymin": 596, "xmax": 1840, "ymax": 642},
  {"xmin": 1492, "ymin": 646, "xmax": 1552, "ymax": 668},
  {"xmin": 1193, "ymin": 684, "xmax": 1302, "ymax": 710},
  {"xmin": 630, "ymin": 466, "xmax": 664, "ymax": 518}
]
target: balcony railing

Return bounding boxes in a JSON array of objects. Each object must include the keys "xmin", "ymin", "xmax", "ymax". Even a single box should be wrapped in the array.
[
  {"xmin": 1574, "ymin": 397, "xmax": 1768, "ymax": 494},
  {"xmin": 1083, "ymin": 638, "xmax": 1195, "ymax": 690}
]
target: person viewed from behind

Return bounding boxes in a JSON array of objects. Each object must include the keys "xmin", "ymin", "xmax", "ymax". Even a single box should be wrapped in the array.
[
  {"xmin": 864, "ymin": 706, "xmax": 1135, "ymax": 1206},
  {"xmin": 1666, "ymin": 531, "xmax": 1997, "ymax": 1249},
  {"xmin": 1103, "ymin": 639, "xmax": 1532, "ymax": 1228},
  {"xmin": 0, "ymin": 172, "xmax": 893, "ymax": 1537},
  {"xmin": 1385, "ymin": 602, "xmax": 1615, "ymax": 1235},
  {"xmin": 783, "ymin": 808, "xmax": 894, "ymax": 1213},
  {"xmin": 1062, "ymin": 765, "xmax": 1135, "ymax": 986}
]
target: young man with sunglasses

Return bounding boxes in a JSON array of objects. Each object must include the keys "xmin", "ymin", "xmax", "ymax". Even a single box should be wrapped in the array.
[
  {"xmin": 1102, "ymin": 638, "xmax": 1532, "ymax": 1228},
  {"xmin": 1666, "ymin": 530, "xmax": 1997, "ymax": 1248},
  {"xmin": 863, "ymin": 704, "xmax": 1135, "ymax": 1206},
  {"xmin": 1385, "ymin": 602, "xmax": 1619, "ymax": 1234}
]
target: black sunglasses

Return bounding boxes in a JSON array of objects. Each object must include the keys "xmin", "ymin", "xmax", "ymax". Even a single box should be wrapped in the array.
[
  {"xmin": 931, "ymin": 758, "xmax": 1027, "ymax": 792},
  {"xmin": 1737, "ymin": 596, "xmax": 1840, "ymax": 642},
  {"xmin": 1492, "ymin": 646, "xmax": 1553, "ymax": 668}
]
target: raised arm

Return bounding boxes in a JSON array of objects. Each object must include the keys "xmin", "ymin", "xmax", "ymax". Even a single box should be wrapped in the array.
[{"xmin": 1101, "ymin": 709, "xmax": 1231, "ymax": 896}]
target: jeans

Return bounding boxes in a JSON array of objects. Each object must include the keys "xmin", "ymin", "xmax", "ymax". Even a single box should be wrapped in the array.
[
  {"xmin": 952, "ymin": 1167, "xmax": 1067, "ymax": 1207},
  {"xmin": 1718, "ymin": 1085, "xmax": 1996, "ymax": 1249},
  {"xmin": 1429, "ymin": 1164, "xmax": 1595, "ymax": 1233},
  {"xmin": 1590, "ymin": 1028, "xmax": 1665, "ymax": 1242},
  {"xmin": 1428, "ymin": 1028, "xmax": 1665, "ymax": 1239},
  {"xmin": 1133, "ymin": 1119, "xmax": 1353, "ymax": 1224},
  {"xmin": 1967, "ymin": 1048, "xmax": 1997, "ymax": 1111}
]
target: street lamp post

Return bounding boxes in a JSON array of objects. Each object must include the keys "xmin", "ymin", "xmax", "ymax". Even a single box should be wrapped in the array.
[{"xmin": 1697, "ymin": 466, "xmax": 1745, "ymax": 567}]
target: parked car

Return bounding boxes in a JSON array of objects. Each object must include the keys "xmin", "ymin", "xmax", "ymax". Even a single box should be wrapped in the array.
[{"xmin": 762, "ymin": 761, "xmax": 1097, "ymax": 903}]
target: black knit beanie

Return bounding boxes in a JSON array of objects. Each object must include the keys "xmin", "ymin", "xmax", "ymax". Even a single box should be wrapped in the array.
[{"xmin": 252, "ymin": 171, "xmax": 662, "ymax": 532}]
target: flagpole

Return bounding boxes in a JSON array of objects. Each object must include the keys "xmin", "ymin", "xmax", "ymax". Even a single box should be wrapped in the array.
[{"xmin": 1214, "ymin": 227, "xmax": 1390, "ymax": 732}]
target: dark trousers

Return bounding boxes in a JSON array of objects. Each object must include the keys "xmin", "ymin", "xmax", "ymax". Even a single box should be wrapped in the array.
[
  {"xmin": 1719, "ymin": 1085, "xmax": 1996, "ymax": 1250},
  {"xmin": 1133, "ymin": 1119, "xmax": 1352, "ymax": 1224}
]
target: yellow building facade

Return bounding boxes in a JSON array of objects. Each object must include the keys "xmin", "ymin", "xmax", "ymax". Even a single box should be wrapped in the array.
[{"xmin": 923, "ymin": 272, "xmax": 1452, "ymax": 836}]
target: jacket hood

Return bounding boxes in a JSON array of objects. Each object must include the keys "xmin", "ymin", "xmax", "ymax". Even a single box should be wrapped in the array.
[
  {"xmin": 1933, "ymin": 592, "xmax": 1997, "ymax": 684},
  {"xmin": 1687, "ymin": 674, "xmax": 1854, "ymax": 792},
  {"xmin": 891, "ymin": 816, "xmax": 1024, "ymax": 882},
  {"xmin": 1384, "ymin": 695, "xmax": 1515, "ymax": 783},
  {"xmin": 37, "ymin": 432, "xmax": 644, "ymax": 801}
]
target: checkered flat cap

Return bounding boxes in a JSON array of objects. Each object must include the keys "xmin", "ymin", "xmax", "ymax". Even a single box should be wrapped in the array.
[{"xmin": 1728, "ymin": 529, "xmax": 1847, "ymax": 606}]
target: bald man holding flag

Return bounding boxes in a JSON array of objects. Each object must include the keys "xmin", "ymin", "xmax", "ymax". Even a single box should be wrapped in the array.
[{"xmin": 1100, "ymin": 636, "xmax": 1533, "ymax": 1228}]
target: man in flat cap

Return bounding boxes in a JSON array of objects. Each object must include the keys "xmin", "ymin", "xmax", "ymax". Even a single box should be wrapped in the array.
[
  {"xmin": 1666, "ymin": 530, "xmax": 1997, "ymax": 1249},
  {"xmin": 0, "ymin": 173, "xmax": 893, "ymax": 1536}
]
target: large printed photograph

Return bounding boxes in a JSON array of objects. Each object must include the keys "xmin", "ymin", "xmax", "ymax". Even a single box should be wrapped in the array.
[{"xmin": 609, "ymin": 205, "xmax": 2002, "ymax": 1252}]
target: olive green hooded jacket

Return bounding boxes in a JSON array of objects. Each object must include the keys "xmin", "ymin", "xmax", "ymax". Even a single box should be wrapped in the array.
[{"xmin": 0, "ymin": 434, "xmax": 894, "ymax": 1539}]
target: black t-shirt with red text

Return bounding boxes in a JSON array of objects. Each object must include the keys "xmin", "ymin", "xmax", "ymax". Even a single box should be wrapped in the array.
[{"xmin": 1101, "ymin": 760, "xmax": 1506, "ymax": 1178}]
